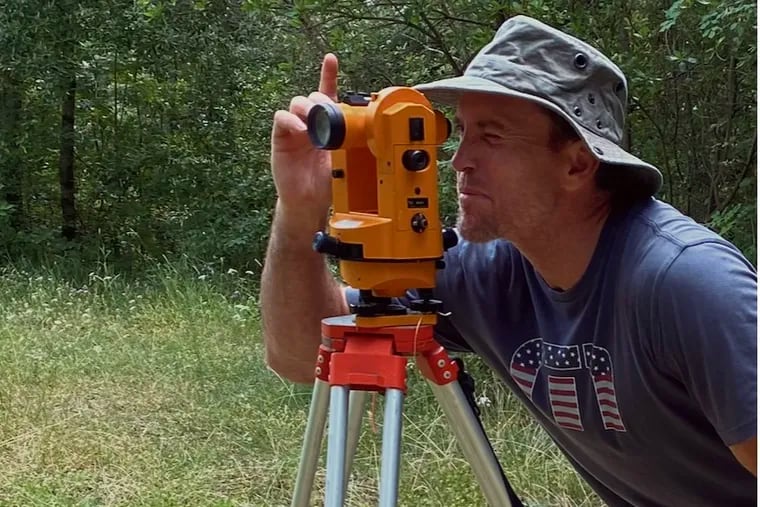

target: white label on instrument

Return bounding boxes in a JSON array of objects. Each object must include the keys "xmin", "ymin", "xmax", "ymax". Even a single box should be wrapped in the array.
[{"xmin": 333, "ymin": 219, "xmax": 363, "ymax": 228}]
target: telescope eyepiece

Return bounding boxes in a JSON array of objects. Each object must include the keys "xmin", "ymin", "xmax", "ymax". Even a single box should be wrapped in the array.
[{"xmin": 307, "ymin": 103, "xmax": 345, "ymax": 150}]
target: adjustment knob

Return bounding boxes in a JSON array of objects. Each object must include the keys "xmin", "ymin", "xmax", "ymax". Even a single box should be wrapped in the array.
[
  {"xmin": 312, "ymin": 231, "xmax": 340, "ymax": 256},
  {"xmin": 442, "ymin": 228, "xmax": 459, "ymax": 250},
  {"xmin": 411, "ymin": 213, "xmax": 428, "ymax": 233}
]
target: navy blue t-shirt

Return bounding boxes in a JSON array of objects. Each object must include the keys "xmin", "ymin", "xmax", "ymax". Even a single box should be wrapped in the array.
[{"xmin": 348, "ymin": 198, "xmax": 757, "ymax": 506}]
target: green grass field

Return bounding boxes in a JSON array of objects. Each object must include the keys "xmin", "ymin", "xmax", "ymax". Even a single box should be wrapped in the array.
[{"xmin": 0, "ymin": 262, "xmax": 602, "ymax": 506}]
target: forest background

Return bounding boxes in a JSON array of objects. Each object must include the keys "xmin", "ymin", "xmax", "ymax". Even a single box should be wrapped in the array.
[
  {"xmin": 0, "ymin": 1, "xmax": 755, "ymax": 506},
  {"xmin": 0, "ymin": 0, "xmax": 755, "ymax": 268}
]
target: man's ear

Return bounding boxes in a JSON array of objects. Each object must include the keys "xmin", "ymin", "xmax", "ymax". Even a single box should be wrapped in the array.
[{"xmin": 562, "ymin": 141, "xmax": 600, "ymax": 192}]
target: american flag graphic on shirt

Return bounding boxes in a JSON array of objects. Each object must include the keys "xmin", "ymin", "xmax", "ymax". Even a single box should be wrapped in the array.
[
  {"xmin": 547, "ymin": 375, "xmax": 583, "ymax": 431},
  {"xmin": 543, "ymin": 343, "xmax": 584, "ymax": 431},
  {"xmin": 509, "ymin": 338, "xmax": 542, "ymax": 398},
  {"xmin": 583, "ymin": 343, "xmax": 626, "ymax": 431},
  {"xmin": 509, "ymin": 339, "xmax": 626, "ymax": 433}
]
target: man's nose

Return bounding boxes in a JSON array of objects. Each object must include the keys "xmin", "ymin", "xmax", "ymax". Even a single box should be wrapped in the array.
[{"xmin": 451, "ymin": 142, "xmax": 474, "ymax": 173}]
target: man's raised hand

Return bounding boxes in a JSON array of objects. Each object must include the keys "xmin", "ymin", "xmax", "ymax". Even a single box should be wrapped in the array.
[{"xmin": 270, "ymin": 54, "xmax": 339, "ymax": 223}]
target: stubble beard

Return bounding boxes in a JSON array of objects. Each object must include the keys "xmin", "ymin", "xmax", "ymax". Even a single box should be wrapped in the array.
[{"xmin": 456, "ymin": 204, "xmax": 501, "ymax": 243}]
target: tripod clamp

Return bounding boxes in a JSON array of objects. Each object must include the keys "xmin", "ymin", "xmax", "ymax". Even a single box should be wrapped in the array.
[{"xmin": 348, "ymin": 289, "xmax": 443, "ymax": 317}]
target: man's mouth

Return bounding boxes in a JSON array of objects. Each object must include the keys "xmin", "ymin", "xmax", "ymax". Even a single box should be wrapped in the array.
[{"xmin": 458, "ymin": 187, "xmax": 487, "ymax": 198}]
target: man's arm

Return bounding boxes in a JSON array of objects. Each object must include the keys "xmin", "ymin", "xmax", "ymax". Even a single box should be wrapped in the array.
[
  {"xmin": 655, "ymin": 240, "xmax": 757, "ymax": 474},
  {"xmin": 730, "ymin": 436, "xmax": 757, "ymax": 476},
  {"xmin": 262, "ymin": 54, "xmax": 347, "ymax": 384},
  {"xmin": 260, "ymin": 202, "xmax": 349, "ymax": 384}
]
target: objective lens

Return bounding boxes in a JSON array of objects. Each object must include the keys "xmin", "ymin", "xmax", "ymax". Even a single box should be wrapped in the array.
[
  {"xmin": 312, "ymin": 109, "xmax": 332, "ymax": 146},
  {"xmin": 402, "ymin": 149, "xmax": 430, "ymax": 171},
  {"xmin": 307, "ymin": 103, "xmax": 345, "ymax": 150}
]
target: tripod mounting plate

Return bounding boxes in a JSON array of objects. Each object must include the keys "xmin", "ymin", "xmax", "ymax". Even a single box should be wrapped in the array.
[{"xmin": 316, "ymin": 314, "xmax": 459, "ymax": 392}]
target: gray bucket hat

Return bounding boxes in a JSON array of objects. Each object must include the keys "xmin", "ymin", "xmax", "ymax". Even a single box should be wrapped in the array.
[{"xmin": 414, "ymin": 15, "xmax": 662, "ymax": 196}]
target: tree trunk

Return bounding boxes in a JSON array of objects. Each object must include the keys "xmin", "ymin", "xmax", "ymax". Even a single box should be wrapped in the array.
[
  {"xmin": 0, "ymin": 85, "xmax": 24, "ymax": 230},
  {"xmin": 0, "ymin": 74, "xmax": 24, "ymax": 230},
  {"xmin": 0, "ymin": 74, "xmax": 24, "ymax": 229},
  {"xmin": 59, "ymin": 76, "xmax": 77, "ymax": 240}
]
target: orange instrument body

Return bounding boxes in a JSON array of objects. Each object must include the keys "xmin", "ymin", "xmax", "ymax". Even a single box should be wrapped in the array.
[{"xmin": 309, "ymin": 87, "xmax": 453, "ymax": 305}]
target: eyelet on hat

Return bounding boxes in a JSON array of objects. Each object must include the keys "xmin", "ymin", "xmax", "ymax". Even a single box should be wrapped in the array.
[
  {"xmin": 596, "ymin": 120, "xmax": 603, "ymax": 129},
  {"xmin": 588, "ymin": 93, "xmax": 595, "ymax": 104},
  {"xmin": 593, "ymin": 146, "xmax": 604, "ymax": 155},
  {"xmin": 615, "ymin": 81, "xmax": 625, "ymax": 94},
  {"xmin": 574, "ymin": 53, "xmax": 588, "ymax": 69},
  {"xmin": 573, "ymin": 106, "xmax": 582, "ymax": 117}
]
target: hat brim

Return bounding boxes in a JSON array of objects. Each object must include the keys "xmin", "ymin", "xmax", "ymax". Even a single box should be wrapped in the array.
[{"xmin": 414, "ymin": 76, "xmax": 663, "ymax": 196}]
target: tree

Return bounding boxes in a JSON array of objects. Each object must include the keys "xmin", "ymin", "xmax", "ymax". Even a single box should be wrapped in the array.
[{"xmin": 0, "ymin": 0, "xmax": 754, "ymax": 267}]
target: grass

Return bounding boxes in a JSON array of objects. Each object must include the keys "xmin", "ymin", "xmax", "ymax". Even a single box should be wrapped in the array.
[{"xmin": 0, "ymin": 261, "xmax": 602, "ymax": 506}]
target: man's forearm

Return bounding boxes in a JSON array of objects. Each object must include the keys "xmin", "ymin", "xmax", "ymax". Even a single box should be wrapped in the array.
[{"xmin": 260, "ymin": 202, "xmax": 348, "ymax": 383}]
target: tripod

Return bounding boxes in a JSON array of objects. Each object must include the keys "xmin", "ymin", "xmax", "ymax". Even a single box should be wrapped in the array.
[{"xmin": 290, "ymin": 312, "xmax": 523, "ymax": 507}]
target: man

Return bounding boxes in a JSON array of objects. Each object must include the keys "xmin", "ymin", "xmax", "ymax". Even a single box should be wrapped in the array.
[{"xmin": 261, "ymin": 15, "xmax": 757, "ymax": 506}]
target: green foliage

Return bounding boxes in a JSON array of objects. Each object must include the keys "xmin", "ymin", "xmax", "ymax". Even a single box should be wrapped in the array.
[
  {"xmin": 0, "ymin": 0, "xmax": 755, "ymax": 272},
  {"xmin": 708, "ymin": 202, "xmax": 757, "ymax": 263}
]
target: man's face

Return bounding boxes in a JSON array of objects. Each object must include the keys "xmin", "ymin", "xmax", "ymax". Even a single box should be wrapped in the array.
[{"xmin": 451, "ymin": 93, "xmax": 569, "ymax": 243}]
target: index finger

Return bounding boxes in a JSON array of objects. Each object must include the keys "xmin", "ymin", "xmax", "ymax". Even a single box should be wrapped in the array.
[{"xmin": 319, "ymin": 53, "xmax": 339, "ymax": 102}]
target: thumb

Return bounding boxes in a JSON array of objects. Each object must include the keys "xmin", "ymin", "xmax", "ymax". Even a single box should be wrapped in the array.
[{"xmin": 272, "ymin": 110, "xmax": 306, "ymax": 141}]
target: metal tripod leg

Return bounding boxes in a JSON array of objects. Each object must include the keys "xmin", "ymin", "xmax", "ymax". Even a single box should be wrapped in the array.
[
  {"xmin": 292, "ymin": 379, "xmax": 330, "ymax": 507},
  {"xmin": 428, "ymin": 381, "xmax": 516, "ymax": 507},
  {"xmin": 378, "ymin": 388, "xmax": 404, "ymax": 507},
  {"xmin": 344, "ymin": 390, "xmax": 368, "ymax": 488},
  {"xmin": 325, "ymin": 385, "xmax": 350, "ymax": 507},
  {"xmin": 292, "ymin": 383, "xmax": 367, "ymax": 507}
]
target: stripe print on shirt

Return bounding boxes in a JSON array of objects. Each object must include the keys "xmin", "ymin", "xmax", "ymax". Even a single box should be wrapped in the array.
[{"xmin": 509, "ymin": 338, "xmax": 626, "ymax": 432}]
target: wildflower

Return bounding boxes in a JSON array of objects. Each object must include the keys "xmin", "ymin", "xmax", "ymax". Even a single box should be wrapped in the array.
[{"xmin": 476, "ymin": 394, "xmax": 492, "ymax": 407}]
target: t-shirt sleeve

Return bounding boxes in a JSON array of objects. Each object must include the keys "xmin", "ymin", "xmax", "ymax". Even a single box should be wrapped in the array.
[{"xmin": 654, "ymin": 240, "xmax": 757, "ymax": 446}]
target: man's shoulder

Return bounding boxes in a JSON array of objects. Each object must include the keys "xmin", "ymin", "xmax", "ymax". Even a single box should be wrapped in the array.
[
  {"xmin": 615, "ymin": 198, "xmax": 755, "ymax": 297},
  {"xmin": 626, "ymin": 198, "xmax": 725, "ymax": 248},
  {"xmin": 617, "ymin": 198, "xmax": 738, "ymax": 268}
]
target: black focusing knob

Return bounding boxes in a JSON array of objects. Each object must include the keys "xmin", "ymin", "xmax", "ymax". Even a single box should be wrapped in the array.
[
  {"xmin": 312, "ymin": 231, "xmax": 339, "ymax": 255},
  {"xmin": 442, "ymin": 228, "xmax": 458, "ymax": 250},
  {"xmin": 402, "ymin": 150, "xmax": 430, "ymax": 171},
  {"xmin": 411, "ymin": 213, "xmax": 428, "ymax": 233}
]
